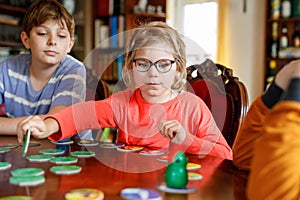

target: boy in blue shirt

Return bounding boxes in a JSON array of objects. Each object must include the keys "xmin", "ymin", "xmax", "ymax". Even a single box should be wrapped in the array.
[{"xmin": 0, "ymin": 0, "xmax": 90, "ymax": 139}]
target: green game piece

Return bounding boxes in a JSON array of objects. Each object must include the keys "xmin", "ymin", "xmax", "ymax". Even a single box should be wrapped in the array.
[
  {"xmin": 50, "ymin": 156, "xmax": 78, "ymax": 164},
  {"xmin": 9, "ymin": 175, "xmax": 45, "ymax": 186},
  {"xmin": 50, "ymin": 165, "xmax": 81, "ymax": 175},
  {"xmin": 70, "ymin": 151, "xmax": 95, "ymax": 158},
  {"xmin": 0, "ymin": 195, "xmax": 33, "ymax": 200},
  {"xmin": 39, "ymin": 149, "xmax": 65, "ymax": 155},
  {"xmin": 26, "ymin": 154, "xmax": 54, "ymax": 162},
  {"xmin": 0, "ymin": 162, "xmax": 11, "ymax": 170},
  {"xmin": 11, "ymin": 168, "xmax": 44, "ymax": 177}
]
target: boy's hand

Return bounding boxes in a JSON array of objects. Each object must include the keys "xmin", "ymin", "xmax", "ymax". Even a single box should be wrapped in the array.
[
  {"xmin": 159, "ymin": 120, "xmax": 186, "ymax": 144},
  {"xmin": 275, "ymin": 59, "xmax": 300, "ymax": 90}
]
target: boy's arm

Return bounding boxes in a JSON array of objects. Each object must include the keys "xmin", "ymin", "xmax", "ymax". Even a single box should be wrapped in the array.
[
  {"xmin": 0, "ymin": 105, "xmax": 67, "ymax": 135},
  {"xmin": 232, "ymin": 83, "xmax": 283, "ymax": 170},
  {"xmin": 247, "ymin": 78, "xmax": 300, "ymax": 200}
]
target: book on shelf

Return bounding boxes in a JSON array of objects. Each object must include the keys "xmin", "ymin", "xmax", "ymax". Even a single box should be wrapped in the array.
[
  {"xmin": 0, "ymin": 14, "xmax": 20, "ymax": 26},
  {"xmin": 96, "ymin": 0, "xmax": 124, "ymax": 16}
]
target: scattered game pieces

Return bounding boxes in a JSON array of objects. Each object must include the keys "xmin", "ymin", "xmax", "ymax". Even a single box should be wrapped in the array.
[
  {"xmin": 99, "ymin": 142, "xmax": 125, "ymax": 149},
  {"xmin": 139, "ymin": 150, "xmax": 165, "ymax": 156},
  {"xmin": 156, "ymin": 155, "xmax": 169, "ymax": 163},
  {"xmin": 0, "ymin": 147, "xmax": 10, "ymax": 154},
  {"xmin": 50, "ymin": 140, "xmax": 74, "ymax": 145},
  {"xmin": 0, "ymin": 143, "xmax": 18, "ymax": 149},
  {"xmin": 11, "ymin": 168, "xmax": 44, "ymax": 177},
  {"xmin": 186, "ymin": 162, "xmax": 201, "ymax": 170},
  {"xmin": 50, "ymin": 165, "xmax": 82, "ymax": 175},
  {"xmin": 65, "ymin": 188, "xmax": 104, "ymax": 200},
  {"xmin": 26, "ymin": 154, "xmax": 54, "ymax": 162},
  {"xmin": 157, "ymin": 184, "xmax": 197, "ymax": 194},
  {"xmin": 70, "ymin": 151, "xmax": 95, "ymax": 158},
  {"xmin": 0, "ymin": 162, "xmax": 12, "ymax": 170},
  {"xmin": 19, "ymin": 141, "xmax": 41, "ymax": 147},
  {"xmin": 121, "ymin": 188, "xmax": 162, "ymax": 200},
  {"xmin": 39, "ymin": 149, "xmax": 65, "ymax": 155},
  {"xmin": 22, "ymin": 130, "xmax": 30, "ymax": 157},
  {"xmin": 9, "ymin": 175, "xmax": 45, "ymax": 186},
  {"xmin": 117, "ymin": 145, "xmax": 144, "ymax": 152},
  {"xmin": 50, "ymin": 156, "xmax": 78, "ymax": 164},
  {"xmin": 0, "ymin": 196, "xmax": 33, "ymax": 200},
  {"xmin": 188, "ymin": 172, "xmax": 203, "ymax": 181},
  {"xmin": 78, "ymin": 140, "xmax": 99, "ymax": 146}
]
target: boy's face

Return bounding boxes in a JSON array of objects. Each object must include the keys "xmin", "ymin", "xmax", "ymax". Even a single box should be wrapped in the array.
[
  {"xmin": 132, "ymin": 43, "xmax": 178, "ymax": 103},
  {"xmin": 21, "ymin": 19, "xmax": 74, "ymax": 67}
]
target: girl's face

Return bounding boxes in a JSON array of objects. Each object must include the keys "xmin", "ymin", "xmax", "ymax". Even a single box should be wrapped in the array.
[
  {"xmin": 132, "ymin": 44, "xmax": 177, "ymax": 103},
  {"xmin": 21, "ymin": 19, "xmax": 74, "ymax": 68}
]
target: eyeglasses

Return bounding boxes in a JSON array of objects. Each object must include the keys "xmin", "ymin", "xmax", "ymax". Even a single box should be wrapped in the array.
[{"xmin": 133, "ymin": 58, "xmax": 176, "ymax": 73}]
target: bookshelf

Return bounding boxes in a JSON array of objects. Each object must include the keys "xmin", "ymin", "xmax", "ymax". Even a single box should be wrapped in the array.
[
  {"xmin": 264, "ymin": 0, "xmax": 300, "ymax": 88},
  {"xmin": 92, "ymin": 0, "xmax": 167, "ymax": 85},
  {"xmin": 0, "ymin": 2, "xmax": 29, "ymax": 62}
]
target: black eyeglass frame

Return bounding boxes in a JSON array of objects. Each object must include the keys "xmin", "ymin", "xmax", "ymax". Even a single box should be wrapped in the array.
[{"xmin": 133, "ymin": 58, "xmax": 177, "ymax": 73}]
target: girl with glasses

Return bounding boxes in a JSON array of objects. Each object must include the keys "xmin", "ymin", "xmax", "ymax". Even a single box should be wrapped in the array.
[{"xmin": 17, "ymin": 21, "xmax": 232, "ymax": 160}]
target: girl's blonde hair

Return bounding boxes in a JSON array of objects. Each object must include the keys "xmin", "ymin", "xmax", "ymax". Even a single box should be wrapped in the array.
[
  {"xmin": 23, "ymin": 0, "xmax": 75, "ymax": 38},
  {"xmin": 123, "ymin": 21, "xmax": 186, "ymax": 90}
]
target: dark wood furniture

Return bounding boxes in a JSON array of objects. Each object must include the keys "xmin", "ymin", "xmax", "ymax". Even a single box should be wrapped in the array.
[
  {"xmin": 186, "ymin": 59, "xmax": 249, "ymax": 147},
  {"xmin": 0, "ymin": 136, "xmax": 248, "ymax": 199}
]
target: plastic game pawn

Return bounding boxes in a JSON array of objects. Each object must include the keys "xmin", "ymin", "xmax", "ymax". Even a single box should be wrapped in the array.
[{"xmin": 165, "ymin": 151, "xmax": 188, "ymax": 189}]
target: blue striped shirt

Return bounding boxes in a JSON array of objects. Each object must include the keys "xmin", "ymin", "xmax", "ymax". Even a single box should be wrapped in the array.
[{"xmin": 0, "ymin": 54, "xmax": 86, "ymax": 118}]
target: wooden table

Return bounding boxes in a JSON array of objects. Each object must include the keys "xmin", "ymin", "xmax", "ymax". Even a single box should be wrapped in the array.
[{"xmin": 0, "ymin": 136, "xmax": 249, "ymax": 199}]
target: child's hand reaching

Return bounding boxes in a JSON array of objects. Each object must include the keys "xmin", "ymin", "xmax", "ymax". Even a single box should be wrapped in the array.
[
  {"xmin": 159, "ymin": 120, "xmax": 186, "ymax": 144},
  {"xmin": 17, "ymin": 116, "xmax": 58, "ymax": 143}
]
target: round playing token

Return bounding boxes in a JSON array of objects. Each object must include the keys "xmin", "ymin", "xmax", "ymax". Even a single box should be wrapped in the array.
[
  {"xmin": 0, "ymin": 147, "xmax": 10, "ymax": 153},
  {"xmin": 139, "ymin": 150, "xmax": 166, "ymax": 156},
  {"xmin": 99, "ymin": 142, "xmax": 125, "ymax": 149},
  {"xmin": 186, "ymin": 162, "xmax": 201, "ymax": 170},
  {"xmin": 70, "ymin": 151, "xmax": 95, "ymax": 158},
  {"xmin": 157, "ymin": 184, "xmax": 197, "ymax": 194},
  {"xmin": 121, "ymin": 188, "xmax": 162, "ymax": 200},
  {"xmin": 50, "ymin": 165, "xmax": 82, "ymax": 175},
  {"xmin": 26, "ymin": 154, "xmax": 54, "ymax": 162},
  {"xmin": 50, "ymin": 140, "xmax": 74, "ymax": 145},
  {"xmin": 0, "ymin": 162, "xmax": 12, "ymax": 170},
  {"xmin": 39, "ymin": 149, "xmax": 65, "ymax": 155},
  {"xmin": 0, "ymin": 195, "xmax": 33, "ymax": 200},
  {"xmin": 19, "ymin": 141, "xmax": 40, "ymax": 147},
  {"xmin": 65, "ymin": 188, "xmax": 104, "ymax": 200},
  {"xmin": 50, "ymin": 156, "xmax": 78, "ymax": 164},
  {"xmin": 11, "ymin": 167, "xmax": 44, "ymax": 177},
  {"xmin": 117, "ymin": 145, "xmax": 144, "ymax": 152},
  {"xmin": 156, "ymin": 155, "xmax": 169, "ymax": 163},
  {"xmin": 78, "ymin": 140, "xmax": 99, "ymax": 146},
  {"xmin": 0, "ymin": 143, "xmax": 19, "ymax": 149},
  {"xmin": 9, "ymin": 175, "xmax": 45, "ymax": 186},
  {"xmin": 188, "ymin": 172, "xmax": 203, "ymax": 180}
]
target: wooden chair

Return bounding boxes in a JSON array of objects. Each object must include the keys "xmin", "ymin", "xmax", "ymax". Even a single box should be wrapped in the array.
[{"xmin": 186, "ymin": 59, "xmax": 249, "ymax": 147}]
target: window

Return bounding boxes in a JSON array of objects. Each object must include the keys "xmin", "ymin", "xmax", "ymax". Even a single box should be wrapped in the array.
[{"xmin": 174, "ymin": 0, "xmax": 218, "ymax": 65}]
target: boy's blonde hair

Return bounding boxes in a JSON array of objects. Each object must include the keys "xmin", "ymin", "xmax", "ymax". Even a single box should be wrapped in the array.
[
  {"xmin": 23, "ymin": 0, "xmax": 75, "ymax": 38},
  {"xmin": 123, "ymin": 21, "xmax": 186, "ymax": 90}
]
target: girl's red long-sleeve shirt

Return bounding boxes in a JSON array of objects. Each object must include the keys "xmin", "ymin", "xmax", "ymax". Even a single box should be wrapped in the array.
[{"xmin": 48, "ymin": 89, "xmax": 232, "ymax": 160}]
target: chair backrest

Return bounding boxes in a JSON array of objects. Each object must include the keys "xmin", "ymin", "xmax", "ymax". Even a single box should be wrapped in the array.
[
  {"xmin": 86, "ymin": 67, "xmax": 110, "ymax": 101},
  {"xmin": 186, "ymin": 59, "xmax": 249, "ymax": 147}
]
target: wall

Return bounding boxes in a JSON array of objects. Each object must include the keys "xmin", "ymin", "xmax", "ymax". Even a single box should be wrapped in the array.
[{"xmin": 167, "ymin": 0, "xmax": 266, "ymax": 103}]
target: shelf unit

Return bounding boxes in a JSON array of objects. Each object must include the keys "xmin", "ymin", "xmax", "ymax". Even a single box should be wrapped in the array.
[
  {"xmin": 264, "ymin": 0, "xmax": 300, "ymax": 88},
  {"xmin": 92, "ymin": 0, "xmax": 167, "ymax": 84},
  {"xmin": 0, "ymin": 3, "xmax": 29, "ymax": 61}
]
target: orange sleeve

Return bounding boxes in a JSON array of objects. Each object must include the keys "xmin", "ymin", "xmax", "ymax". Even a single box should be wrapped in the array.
[
  {"xmin": 247, "ymin": 101, "xmax": 300, "ymax": 200},
  {"xmin": 232, "ymin": 96, "xmax": 270, "ymax": 170}
]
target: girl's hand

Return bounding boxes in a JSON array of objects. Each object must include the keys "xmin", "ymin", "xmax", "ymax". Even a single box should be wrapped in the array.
[
  {"xmin": 17, "ymin": 116, "xmax": 52, "ymax": 143},
  {"xmin": 159, "ymin": 120, "xmax": 186, "ymax": 144}
]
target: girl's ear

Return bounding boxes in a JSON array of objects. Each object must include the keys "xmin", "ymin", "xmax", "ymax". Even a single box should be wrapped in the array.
[{"xmin": 20, "ymin": 32, "xmax": 31, "ymax": 49}]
